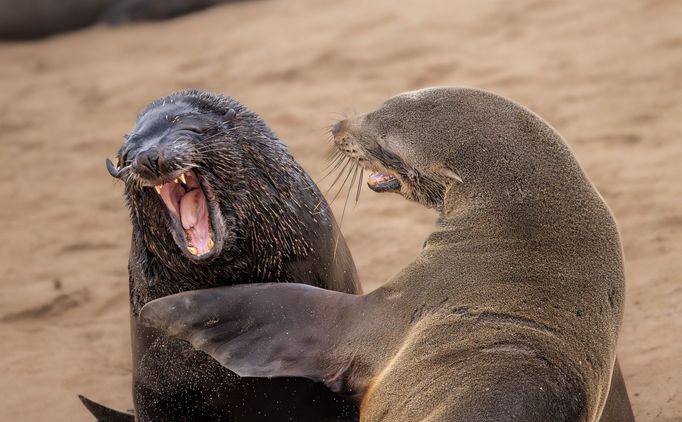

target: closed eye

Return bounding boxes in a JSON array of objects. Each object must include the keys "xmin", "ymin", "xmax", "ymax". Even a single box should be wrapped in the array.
[{"xmin": 375, "ymin": 135, "xmax": 398, "ymax": 156}]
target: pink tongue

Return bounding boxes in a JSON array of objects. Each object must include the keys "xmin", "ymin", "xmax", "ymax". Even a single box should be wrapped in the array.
[
  {"xmin": 180, "ymin": 189, "xmax": 210, "ymax": 255},
  {"xmin": 369, "ymin": 172, "xmax": 394, "ymax": 183}
]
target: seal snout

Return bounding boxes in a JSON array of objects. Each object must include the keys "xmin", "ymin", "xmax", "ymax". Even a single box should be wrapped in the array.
[
  {"xmin": 331, "ymin": 118, "xmax": 403, "ymax": 195},
  {"xmin": 134, "ymin": 146, "xmax": 167, "ymax": 180},
  {"xmin": 330, "ymin": 120, "xmax": 346, "ymax": 137},
  {"xmin": 110, "ymin": 102, "xmax": 226, "ymax": 261},
  {"xmin": 124, "ymin": 147, "xmax": 217, "ymax": 258}
]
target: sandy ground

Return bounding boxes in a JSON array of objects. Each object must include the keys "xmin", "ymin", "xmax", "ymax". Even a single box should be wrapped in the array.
[{"xmin": 0, "ymin": 0, "xmax": 680, "ymax": 420}]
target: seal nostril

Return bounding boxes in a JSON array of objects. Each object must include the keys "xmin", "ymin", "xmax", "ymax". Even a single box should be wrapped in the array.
[
  {"xmin": 136, "ymin": 147, "xmax": 163, "ymax": 177},
  {"xmin": 331, "ymin": 120, "xmax": 346, "ymax": 137},
  {"xmin": 147, "ymin": 154, "xmax": 159, "ymax": 173}
]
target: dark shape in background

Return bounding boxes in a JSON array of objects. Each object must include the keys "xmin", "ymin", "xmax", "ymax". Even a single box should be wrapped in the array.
[{"xmin": 0, "ymin": 0, "xmax": 244, "ymax": 40}]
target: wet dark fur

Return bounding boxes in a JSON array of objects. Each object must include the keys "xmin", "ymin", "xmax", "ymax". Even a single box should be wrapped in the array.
[
  {"xmin": 99, "ymin": 90, "xmax": 360, "ymax": 421},
  {"xmin": 123, "ymin": 91, "xmax": 354, "ymax": 311}
]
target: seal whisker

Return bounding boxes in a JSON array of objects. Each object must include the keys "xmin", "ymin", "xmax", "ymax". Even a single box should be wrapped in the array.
[
  {"xmin": 317, "ymin": 125, "xmax": 336, "ymax": 138},
  {"xmin": 328, "ymin": 111, "xmax": 349, "ymax": 120},
  {"xmin": 318, "ymin": 155, "xmax": 346, "ymax": 183},
  {"xmin": 323, "ymin": 149, "xmax": 343, "ymax": 168},
  {"xmin": 339, "ymin": 161, "xmax": 358, "ymax": 225},
  {"xmin": 333, "ymin": 161, "xmax": 358, "ymax": 258},
  {"xmin": 355, "ymin": 167, "xmax": 364, "ymax": 206},
  {"xmin": 328, "ymin": 159, "xmax": 355, "ymax": 204},
  {"xmin": 326, "ymin": 154, "xmax": 342, "ymax": 168},
  {"xmin": 325, "ymin": 132, "xmax": 338, "ymax": 144},
  {"xmin": 327, "ymin": 146, "xmax": 342, "ymax": 161},
  {"xmin": 325, "ymin": 157, "xmax": 351, "ymax": 195}
]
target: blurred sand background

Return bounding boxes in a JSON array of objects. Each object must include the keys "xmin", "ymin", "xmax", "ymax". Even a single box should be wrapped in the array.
[{"xmin": 0, "ymin": 0, "xmax": 680, "ymax": 420}]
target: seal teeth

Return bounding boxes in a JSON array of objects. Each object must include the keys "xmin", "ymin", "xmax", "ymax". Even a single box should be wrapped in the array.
[
  {"xmin": 187, "ymin": 246, "xmax": 199, "ymax": 256},
  {"xmin": 154, "ymin": 185, "xmax": 162, "ymax": 194},
  {"xmin": 178, "ymin": 173, "xmax": 187, "ymax": 184},
  {"xmin": 208, "ymin": 237, "xmax": 214, "ymax": 249}
]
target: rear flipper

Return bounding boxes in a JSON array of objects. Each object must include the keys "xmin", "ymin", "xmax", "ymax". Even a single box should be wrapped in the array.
[
  {"xmin": 78, "ymin": 395, "xmax": 134, "ymax": 422},
  {"xmin": 139, "ymin": 283, "xmax": 368, "ymax": 395},
  {"xmin": 598, "ymin": 359, "xmax": 635, "ymax": 422}
]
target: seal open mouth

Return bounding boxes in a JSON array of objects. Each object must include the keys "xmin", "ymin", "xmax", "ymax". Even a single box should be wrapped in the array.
[
  {"xmin": 152, "ymin": 170, "xmax": 215, "ymax": 257},
  {"xmin": 367, "ymin": 171, "xmax": 401, "ymax": 193}
]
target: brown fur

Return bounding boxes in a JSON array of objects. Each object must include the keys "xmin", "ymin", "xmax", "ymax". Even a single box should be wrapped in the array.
[{"xmin": 331, "ymin": 87, "xmax": 633, "ymax": 421}]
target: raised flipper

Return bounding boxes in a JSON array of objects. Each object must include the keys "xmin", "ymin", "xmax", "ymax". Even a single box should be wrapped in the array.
[
  {"xmin": 139, "ymin": 283, "xmax": 372, "ymax": 396},
  {"xmin": 78, "ymin": 395, "xmax": 135, "ymax": 422}
]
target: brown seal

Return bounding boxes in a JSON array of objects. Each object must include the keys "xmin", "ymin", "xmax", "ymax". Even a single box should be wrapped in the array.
[
  {"xmin": 140, "ymin": 87, "xmax": 634, "ymax": 421},
  {"xmin": 81, "ymin": 90, "xmax": 361, "ymax": 421}
]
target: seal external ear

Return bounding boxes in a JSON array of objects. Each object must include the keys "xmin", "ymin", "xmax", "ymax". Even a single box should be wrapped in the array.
[
  {"xmin": 223, "ymin": 108, "xmax": 236, "ymax": 121},
  {"xmin": 437, "ymin": 165, "xmax": 463, "ymax": 183},
  {"xmin": 139, "ymin": 283, "xmax": 361, "ymax": 389}
]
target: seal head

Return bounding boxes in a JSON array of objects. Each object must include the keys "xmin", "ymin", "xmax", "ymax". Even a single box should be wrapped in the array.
[{"xmin": 107, "ymin": 95, "xmax": 241, "ymax": 261}]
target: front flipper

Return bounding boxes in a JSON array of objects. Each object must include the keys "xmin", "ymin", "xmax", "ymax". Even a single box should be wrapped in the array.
[
  {"xmin": 78, "ymin": 395, "xmax": 134, "ymax": 422},
  {"xmin": 139, "ymin": 283, "xmax": 369, "ymax": 395}
]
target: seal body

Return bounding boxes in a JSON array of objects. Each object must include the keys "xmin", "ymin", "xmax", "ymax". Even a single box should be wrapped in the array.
[
  {"xmin": 103, "ymin": 90, "xmax": 360, "ymax": 421},
  {"xmin": 140, "ymin": 88, "xmax": 633, "ymax": 421},
  {"xmin": 0, "ymin": 0, "xmax": 241, "ymax": 40}
]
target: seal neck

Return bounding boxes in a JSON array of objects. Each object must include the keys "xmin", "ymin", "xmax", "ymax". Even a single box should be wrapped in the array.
[{"xmin": 424, "ymin": 204, "xmax": 506, "ymax": 251}]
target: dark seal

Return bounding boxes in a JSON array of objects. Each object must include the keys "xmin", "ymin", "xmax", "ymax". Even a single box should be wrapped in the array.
[
  {"xmin": 140, "ymin": 87, "xmax": 635, "ymax": 421},
  {"xmin": 81, "ymin": 90, "xmax": 361, "ymax": 421},
  {"xmin": 0, "ymin": 0, "xmax": 243, "ymax": 40}
]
